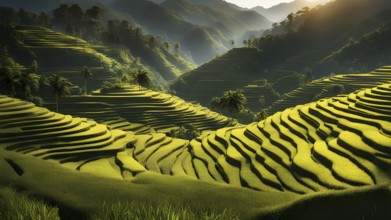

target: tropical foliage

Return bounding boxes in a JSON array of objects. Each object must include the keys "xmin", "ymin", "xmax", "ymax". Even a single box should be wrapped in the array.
[
  {"xmin": 134, "ymin": 69, "xmax": 152, "ymax": 90},
  {"xmin": 49, "ymin": 73, "xmax": 72, "ymax": 112},
  {"xmin": 211, "ymin": 89, "xmax": 247, "ymax": 115},
  {"xmin": 80, "ymin": 66, "xmax": 92, "ymax": 95}
]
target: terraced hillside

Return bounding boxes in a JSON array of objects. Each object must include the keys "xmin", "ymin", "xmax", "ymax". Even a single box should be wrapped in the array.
[
  {"xmin": 46, "ymin": 86, "xmax": 235, "ymax": 133},
  {"xmin": 15, "ymin": 25, "xmax": 120, "ymax": 92},
  {"xmin": 1, "ymin": 83, "xmax": 391, "ymax": 219},
  {"xmin": 5, "ymin": 83, "xmax": 391, "ymax": 194},
  {"xmin": 0, "ymin": 95, "xmax": 134, "ymax": 174},
  {"xmin": 266, "ymin": 66, "xmax": 391, "ymax": 115},
  {"xmin": 13, "ymin": 25, "xmax": 194, "ymax": 93},
  {"xmin": 126, "ymin": 83, "xmax": 391, "ymax": 193}
]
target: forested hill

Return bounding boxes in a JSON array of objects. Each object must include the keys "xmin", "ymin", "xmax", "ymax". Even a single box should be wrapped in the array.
[
  {"xmin": 109, "ymin": 0, "xmax": 271, "ymax": 64},
  {"xmin": 0, "ymin": 0, "xmax": 272, "ymax": 65},
  {"xmin": 172, "ymin": 0, "xmax": 391, "ymax": 112}
]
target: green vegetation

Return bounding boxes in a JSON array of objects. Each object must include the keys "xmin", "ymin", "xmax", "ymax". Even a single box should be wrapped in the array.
[
  {"xmin": 211, "ymin": 89, "xmax": 247, "ymax": 115},
  {"xmin": 94, "ymin": 201, "xmax": 239, "ymax": 220},
  {"xmin": 173, "ymin": 0, "xmax": 391, "ymax": 114},
  {"xmin": 0, "ymin": 5, "xmax": 194, "ymax": 98},
  {"xmin": 0, "ymin": 186, "xmax": 59, "ymax": 220},
  {"xmin": 0, "ymin": 186, "xmax": 239, "ymax": 220},
  {"xmin": 316, "ymin": 20, "xmax": 391, "ymax": 74},
  {"xmin": 2, "ymin": 1, "xmax": 391, "ymax": 219},
  {"xmin": 1, "ymin": 77, "xmax": 391, "ymax": 219},
  {"xmin": 45, "ymin": 86, "xmax": 236, "ymax": 133},
  {"xmin": 169, "ymin": 124, "xmax": 200, "ymax": 140},
  {"xmin": 265, "ymin": 66, "xmax": 391, "ymax": 115},
  {"xmin": 111, "ymin": 0, "xmax": 271, "ymax": 64},
  {"xmin": 134, "ymin": 69, "xmax": 152, "ymax": 90},
  {"xmin": 49, "ymin": 73, "xmax": 72, "ymax": 112},
  {"xmin": 81, "ymin": 66, "xmax": 92, "ymax": 95}
]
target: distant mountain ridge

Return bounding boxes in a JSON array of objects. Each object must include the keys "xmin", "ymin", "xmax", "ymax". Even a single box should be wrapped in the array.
[
  {"xmin": 252, "ymin": 0, "xmax": 331, "ymax": 22},
  {"xmin": 109, "ymin": 0, "xmax": 271, "ymax": 64}
]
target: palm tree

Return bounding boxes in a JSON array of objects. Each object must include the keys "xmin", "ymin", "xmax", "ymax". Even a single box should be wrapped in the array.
[
  {"xmin": 230, "ymin": 40, "xmax": 235, "ymax": 48},
  {"xmin": 0, "ymin": 67, "xmax": 21, "ymax": 97},
  {"xmin": 50, "ymin": 73, "xmax": 72, "ymax": 112},
  {"xmin": 81, "ymin": 66, "xmax": 92, "ymax": 95},
  {"xmin": 219, "ymin": 89, "xmax": 247, "ymax": 115},
  {"xmin": 174, "ymin": 42, "xmax": 180, "ymax": 55},
  {"xmin": 163, "ymin": 41, "xmax": 170, "ymax": 51},
  {"xmin": 18, "ymin": 72, "xmax": 40, "ymax": 99},
  {"xmin": 210, "ymin": 97, "xmax": 222, "ymax": 110},
  {"xmin": 134, "ymin": 69, "xmax": 152, "ymax": 90}
]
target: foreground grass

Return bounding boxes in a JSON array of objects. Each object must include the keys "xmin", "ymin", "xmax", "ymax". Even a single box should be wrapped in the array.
[
  {"xmin": 94, "ymin": 201, "xmax": 239, "ymax": 220},
  {"xmin": 0, "ymin": 186, "xmax": 60, "ymax": 220},
  {"xmin": 0, "ymin": 186, "xmax": 238, "ymax": 220}
]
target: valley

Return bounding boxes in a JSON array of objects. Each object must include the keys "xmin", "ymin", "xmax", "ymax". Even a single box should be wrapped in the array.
[{"xmin": 1, "ymin": 0, "xmax": 391, "ymax": 219}]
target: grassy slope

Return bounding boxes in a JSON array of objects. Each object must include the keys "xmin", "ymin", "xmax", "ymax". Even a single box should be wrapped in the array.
[
  {"xmin": 0, "ymin": 149, "xmax": 297, "ymax": 219},
  {"xmin": 0, "ymin": 186, "xmax": 60, "ymax": 220}
]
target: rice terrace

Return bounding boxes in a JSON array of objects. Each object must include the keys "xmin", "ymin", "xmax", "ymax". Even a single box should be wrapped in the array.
[{"xmin": 1, "ymin": 0, "xmax": 391, "ymax": 219}]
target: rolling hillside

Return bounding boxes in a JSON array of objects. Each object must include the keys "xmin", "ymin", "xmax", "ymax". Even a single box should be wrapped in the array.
[
  {"xmin": 2, "ymin": 82, "xmax": 391, "ymax": 191},
  {"xmin": 123, "ymin": 83, "xmax": 391, "ymax": 193},
  {"xmin": 1, "ymin": 82, "xmax": 391, "ymax": 218},
  {"xmin": 44, "ymin": 86, "xmax": 236, "ymax": 133}
]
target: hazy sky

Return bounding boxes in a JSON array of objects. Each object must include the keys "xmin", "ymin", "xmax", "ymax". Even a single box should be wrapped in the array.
[{"xmin": 224, "ymin": 0, "xmax": 294, "ymax": 8}]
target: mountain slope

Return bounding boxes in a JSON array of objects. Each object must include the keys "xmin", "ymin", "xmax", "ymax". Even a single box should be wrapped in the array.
[
  {"xmin": 316, "ymin": 21, "xmax": 391, "ymax": 74},
  {"xmin": 162, "ymin": 0, "xmax": 271, "ymax": 39},
  {"xmin": 252, "ymin": 0, "xmax": 331, "ymax": 22},
  {"xmin": 109, "ymin": 0, "xmax": 228, "ymax": 64},
  {"xmin": 172, "ymin": 0, "xmax": 391, "ymax": 111}
]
